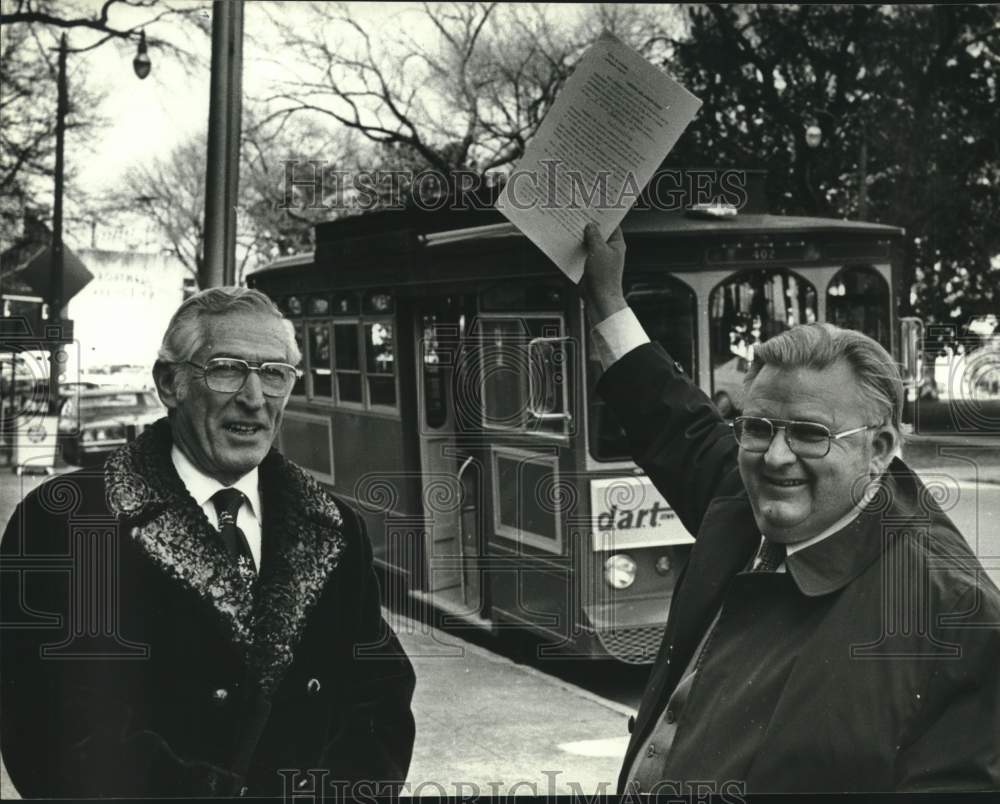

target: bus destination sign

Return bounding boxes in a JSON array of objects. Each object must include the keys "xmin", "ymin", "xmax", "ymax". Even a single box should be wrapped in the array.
[{"xmin": 706, "ymin": 240, "xmax": 820, "ymax": 265}]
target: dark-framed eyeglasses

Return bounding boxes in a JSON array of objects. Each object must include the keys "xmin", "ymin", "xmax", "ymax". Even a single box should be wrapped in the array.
[
  {"xmin": 186, "ymin": 358, "xmax": 301, "ymax": 397},
  {"xmin": 730, "ymin": 415, "xmax": 877, "ymax": 459}
]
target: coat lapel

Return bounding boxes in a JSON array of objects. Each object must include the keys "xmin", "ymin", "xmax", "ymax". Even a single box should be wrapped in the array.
[
  {"xmin": 104, "ymin": 418, "xmax": 346, "ymax": 697},
  {"xmin": 621, "ymin": 493, "xmax": 760, "ymax": 784},
  {"xmin": 250, "ymin": 451, "xmax": 345, "ymax": 695},
  {"xmin": 105, "ymin": 419, "xmax": 255, "ymax": 647}
]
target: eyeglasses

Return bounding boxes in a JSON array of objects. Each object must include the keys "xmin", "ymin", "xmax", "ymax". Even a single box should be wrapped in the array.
[
  {"xmin": 186, "ymin": 358, "xmax": 301, "ymax": 397},
  {"xmin": 730, "ymin": 416, "xmax": 877, "ymax": 459}
]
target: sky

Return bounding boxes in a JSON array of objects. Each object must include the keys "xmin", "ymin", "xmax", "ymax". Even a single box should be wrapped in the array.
[{"xmin": 70, "ymin": 2, "xmax": 595, "ymax": 201}]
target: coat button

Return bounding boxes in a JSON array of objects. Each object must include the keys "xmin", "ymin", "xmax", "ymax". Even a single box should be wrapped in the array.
[
  {"xmin": 646, "ymin": 744, "xmax": 657, "ymax": 757},
  {"xmin": 212, "ymin": 687, "xmax": 229, "ymax": 705},
  {"xmin": 665, "ymin": 709, "xmax": 676, "ymax": 724},
  {"xmin": 306, "ymin": 677, "xmax": 322, "ymax": 694}
]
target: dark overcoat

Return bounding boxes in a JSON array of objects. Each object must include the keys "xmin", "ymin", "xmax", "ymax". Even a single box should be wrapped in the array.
[
  {"xmin": 600, "ymin": 343, "xmax": 1000, "ymax": 793},
  {"xmin": 1, "ymin": 418, "xmax": 415, "ymax": 798}
]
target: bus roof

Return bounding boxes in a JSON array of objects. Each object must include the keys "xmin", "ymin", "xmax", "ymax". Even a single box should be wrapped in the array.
[
  {"xmin": 623, "ymin": 209, "xmax": 904, "ymax": 237},
  {"xmin": 248, "ymin": 208, "xmax": 903, "ymax": 277}
]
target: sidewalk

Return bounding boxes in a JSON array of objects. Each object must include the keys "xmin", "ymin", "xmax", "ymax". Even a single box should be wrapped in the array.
[{"xmin": 392, "ymin": 614, "xmax": 631, "ymax": 796}]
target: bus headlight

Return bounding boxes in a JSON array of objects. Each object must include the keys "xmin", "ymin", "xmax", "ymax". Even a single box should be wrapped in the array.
[{"xmin": 604, "ymin": 554, "xmax": 637, "ymax": 589}]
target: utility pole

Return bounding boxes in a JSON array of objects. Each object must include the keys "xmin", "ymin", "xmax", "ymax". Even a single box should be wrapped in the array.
[
  {"xmin": 202, "ymin": 0, "xmax": 244, "ymax": 288},
  {"xmin": 47, "ymin": 33, "xmax": 68, "ymax": 413}
]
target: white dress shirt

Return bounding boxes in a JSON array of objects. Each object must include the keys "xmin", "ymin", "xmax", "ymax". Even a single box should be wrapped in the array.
[{"xmin": 171, "ymin": 446, "xmax": 263, "ymax": 572}]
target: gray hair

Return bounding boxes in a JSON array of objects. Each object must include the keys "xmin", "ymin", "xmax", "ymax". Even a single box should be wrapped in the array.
[
  {"xmin": 744, "ymin": 323, "xmax": 904, "ymax": 442},
  {"xmin": 157, "ymin": 286, "xmax": 301, "ymax": 366}
]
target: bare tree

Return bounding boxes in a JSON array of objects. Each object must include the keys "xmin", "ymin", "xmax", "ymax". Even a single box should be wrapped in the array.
[
  {"xmin": 119, "ymin": 136, "xmax": 207, "ymax": 281},
  {"xmin": 240, "ymin": 112, "xmax": 364, "ymax": 273},
  {"xmin": 0, "ymin": 0, "xmax": 209, "ymax": 250},
  {"xmin": 0, "ymin": 0, "xmax": 209, "ymax": 54},
  {"xmin": 0, "ymin": 18, "xmax": 105, "ymax": 203},
  {"xmin": 258, "ymin": 2, "xmax": 682, "ymax": 177},
  {"xmin": 113, "ymin": 112, "xmax": 362, "ymax": 286}
]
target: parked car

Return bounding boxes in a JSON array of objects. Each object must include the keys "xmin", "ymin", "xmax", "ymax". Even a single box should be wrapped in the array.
[{"xmin": 58, "ymin": 387, "xmax": 166, "ymax": 466}]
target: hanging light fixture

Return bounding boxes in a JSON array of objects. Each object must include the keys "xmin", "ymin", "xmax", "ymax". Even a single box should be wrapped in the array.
[{"xmin": 133, "ymin": 30, "xmax": 151, "ymax": 79}]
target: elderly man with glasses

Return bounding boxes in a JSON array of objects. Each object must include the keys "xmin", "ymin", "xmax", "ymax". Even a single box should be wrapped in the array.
[
  {"xmin": 1, "ymin": 288, "xmax": 415, "ymax": 798},
  {"xmin": 581, "ymin": 225, "xmax": 999, "ymax": 794}
]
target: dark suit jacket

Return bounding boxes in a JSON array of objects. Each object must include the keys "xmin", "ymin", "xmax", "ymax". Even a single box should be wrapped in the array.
[
  {"xmin": 1, "ymin": 418, "xmax": 415, "ymax": 797},
  {"xmin": 600, "ymin": 343, "xmax": 1000, "ymax": 793}
]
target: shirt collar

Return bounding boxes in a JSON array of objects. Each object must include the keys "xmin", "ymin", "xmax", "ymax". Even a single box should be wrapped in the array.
[
  {"xmin": 170, "ymin": 445, "xmax": 262, "ymax": 525},
  {"xmin": 781, "ymin": 477, "xmax": 886, "ymax": 596}
]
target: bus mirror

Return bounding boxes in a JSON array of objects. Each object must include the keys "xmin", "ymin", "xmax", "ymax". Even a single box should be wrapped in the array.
[
  {"xmin": 900, "ymin": 317, "xmax": 923, "ymax": 402},
  {"xmin": 527, "ymin": 336, "xmax": 572, "ymax": 422}
]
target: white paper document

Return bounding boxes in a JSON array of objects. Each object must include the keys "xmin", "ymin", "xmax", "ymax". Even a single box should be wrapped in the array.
[{"xmin": 495, "ymin": 34, "xmax": 702, "ymax": 283}]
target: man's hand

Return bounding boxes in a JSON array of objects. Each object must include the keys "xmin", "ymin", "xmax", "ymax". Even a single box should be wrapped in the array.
[{"xmin": 581, "ymin": 223, "xmax": 627, "ymax": 325}]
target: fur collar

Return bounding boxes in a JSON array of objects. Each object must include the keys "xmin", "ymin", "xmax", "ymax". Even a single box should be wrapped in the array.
[{"xmin": 104, "ymin": 418, "xmax": 344, "ymax": 696}]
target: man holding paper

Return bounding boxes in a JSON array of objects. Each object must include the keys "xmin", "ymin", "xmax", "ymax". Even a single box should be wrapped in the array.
[{"xmin": 581, "ymin": 224, "xmax": 1000, "ymax": 793}]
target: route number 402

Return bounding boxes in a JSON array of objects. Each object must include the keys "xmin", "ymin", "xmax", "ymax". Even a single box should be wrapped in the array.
[{"xmin": 751, "ymin": 246, "xmax": 776, "ymax": 261}]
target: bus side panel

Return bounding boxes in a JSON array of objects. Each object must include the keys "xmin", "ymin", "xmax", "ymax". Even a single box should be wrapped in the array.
[{"xmin": 279, "ymin": 404, "xmax": 423, "ymax": 572}]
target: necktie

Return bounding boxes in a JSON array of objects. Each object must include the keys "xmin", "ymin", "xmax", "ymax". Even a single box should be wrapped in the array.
[
  {"xmin": 211, "ymin": 488, "xmax": 255, "ymax": 571},
  {"xmin": 753, "ymin": 538, "xmax": 786, "ymax": 572}
]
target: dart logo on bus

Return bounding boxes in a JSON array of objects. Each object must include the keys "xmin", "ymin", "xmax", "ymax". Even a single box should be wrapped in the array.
[{"xmin": 590, "ymin": 476, "xmax": 695, "ymax": 552}]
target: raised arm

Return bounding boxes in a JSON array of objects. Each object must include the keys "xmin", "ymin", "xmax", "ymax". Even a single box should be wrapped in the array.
[{"xmin": 580, "ymin": 224, "xmax": 741, "ymax": 536}]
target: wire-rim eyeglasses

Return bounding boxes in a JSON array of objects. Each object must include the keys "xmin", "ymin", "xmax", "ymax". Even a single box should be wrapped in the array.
[
  {"xmin": 185, "ymin": 358, "xmax": 301, "ymax": 397},
  {"xmin": 730, "ymin": 415, "xmax": 877, "ymax": 459}
]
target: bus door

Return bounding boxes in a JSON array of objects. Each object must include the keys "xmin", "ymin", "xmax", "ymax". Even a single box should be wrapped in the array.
[
  {"xmin": 414, "ymin": 295, "xmax": 484, "ymax": 616},
  {"xmin": 469, "ymin": 283, "xmax": 577, "ymax": 642}
]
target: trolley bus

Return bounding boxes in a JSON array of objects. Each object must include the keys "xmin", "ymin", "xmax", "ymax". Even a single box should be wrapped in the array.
[{"xmin": 248, "ymin": 173, "xmax": 914, "ymax": 663}]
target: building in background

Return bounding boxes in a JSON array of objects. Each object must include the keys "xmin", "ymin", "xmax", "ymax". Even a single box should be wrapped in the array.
[{"xmin": 67, "ymin": 249, "xmax": 189, "ymax": 385}]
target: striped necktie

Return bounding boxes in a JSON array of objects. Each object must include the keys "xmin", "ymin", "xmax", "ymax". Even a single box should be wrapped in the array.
[
  {"xmin": 211, "ymin": 488, "xmax": 255, "ymax": 571},
  {"xmin": 753, "ymin": 538, "xmax": 786, "ymax": 572}
]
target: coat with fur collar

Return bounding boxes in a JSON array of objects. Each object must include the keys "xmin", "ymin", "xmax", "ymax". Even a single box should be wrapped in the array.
[{"xmin": 1, "ymin": 418, "xmax": 415, "ymax": 798}]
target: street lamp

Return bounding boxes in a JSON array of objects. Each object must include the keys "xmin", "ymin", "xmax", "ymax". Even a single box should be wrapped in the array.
[
  {"xmin": 804, "ymin": 113, "xmax": 868, "ymax": 220},
  {"xmin": 133, "ymin": 30, "xmax": 151, "ymax": 80},
  {"xmin": 46, "ymin": 32, "xmax": 153, "ymax": 412}
]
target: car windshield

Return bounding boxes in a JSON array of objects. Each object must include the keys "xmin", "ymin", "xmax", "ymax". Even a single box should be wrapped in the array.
[{"xmin": 81, "ymin": 393, "xmax": 144, "ymax": 408}]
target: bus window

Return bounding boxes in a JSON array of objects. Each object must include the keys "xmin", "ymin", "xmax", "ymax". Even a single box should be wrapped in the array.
[
  {"xmin": 333, "ymin": 322, "xmax": 362, "ymax": 404},
  {"xmin": 709, "ymin": 269, "xmax": 817, "ymax": 411},
  {"xmin": 365, "ymin": 321, "xmax": 396, "ymax": 407},
  {"xmin": 588, "ymin": 276, "xmax": 696, "ymax": 461},
  {"xmin": 827, "ymin": 265, "xmax": 890, "ymax": 349},
  {"xmin": 308, "ymin": 295, "xmax": 330, "ymax": 316},
  {"xmin": 422, "ymin": 313, "xmax": 458, "ymax": 429},
  {"xmin": 292, "ymin": 322, "xmax": 306, "ymax": 396},
  {"xmin": 307, "ymin": 322, "xmax": 332, "ymax": 398},
  {"xmin": 480, "ymin": 315, "xmax": 567, "ymax": 435}
]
